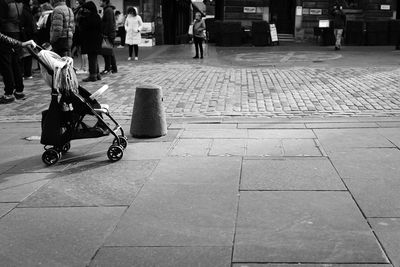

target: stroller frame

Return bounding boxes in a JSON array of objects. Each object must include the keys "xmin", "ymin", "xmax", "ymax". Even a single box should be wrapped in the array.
[{"xmin": 27, "ymin": 46, "xmax": 127, "ymax": 165}]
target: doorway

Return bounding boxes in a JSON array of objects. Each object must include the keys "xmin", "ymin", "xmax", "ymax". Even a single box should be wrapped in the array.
[{"xmin": 269, "ymin": 0, "xmax": 296, "ymax": 34}]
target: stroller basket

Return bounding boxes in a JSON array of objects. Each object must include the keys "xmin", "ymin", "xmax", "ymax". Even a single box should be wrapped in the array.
[{"xmin": 27, "ymin": 46, "xmax": 127, "ymax": 165}]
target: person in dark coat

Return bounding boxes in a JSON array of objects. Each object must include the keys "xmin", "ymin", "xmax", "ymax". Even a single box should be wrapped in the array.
[
  {"xmin": 0, "ymin": 0, "xmax": 27, "ymax": 104},
  {"xmin": 21, "ymin": 0, "xmax": 37, "ymax": 79},
  {"xmin": 331, "ymin": 5, "xmax": 346, "ymax": 51},
  {"xmin": 79, "ymin": 1, "xmax": 102, "ymax": 82},
  {"xmin": 100, "ymin": 0, "xmax": 117, "ymax": 74}
]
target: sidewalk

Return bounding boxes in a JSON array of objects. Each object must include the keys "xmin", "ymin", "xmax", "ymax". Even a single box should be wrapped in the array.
[{"xmin": 0, "ymin": 118, "xmax": 400, "ymax": 266}]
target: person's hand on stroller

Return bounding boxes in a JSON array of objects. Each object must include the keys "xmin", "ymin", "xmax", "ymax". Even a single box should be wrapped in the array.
[{"xmin": 21, "ymin": 40, "xmax": 37, "ymax": 48}]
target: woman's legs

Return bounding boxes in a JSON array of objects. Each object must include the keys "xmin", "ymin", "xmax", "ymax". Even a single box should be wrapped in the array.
[
  {"xmin": 198, "ymin": 38, "xmax": 204, "ymax": 58},
  {"xmin": 134, "ymin": 45, "xmax": 139, "ymax": 57},
  {"xmin": 194, "ymin": 37, "xmax": 200, "ymax": 58},
  {"xmin": 128, "ymin": 45, "xmax": 133, "ymax": 58},
  {"xmin": 193, "ymin": 37, "xmax": 203, "ymax": 58},
  {"xmin": 84, "ymin": 53, "xmax": 98, "ymax": 82}
]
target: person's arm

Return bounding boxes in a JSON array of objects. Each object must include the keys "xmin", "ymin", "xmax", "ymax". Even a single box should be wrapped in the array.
[
  {"xmin": 0, "ymin": 32, "xmax": 36, "ymax": 48},
  {"xmin": 137, "ymin": 15, "xmax": 143, "ymax": 32},
  {"xmin": 200, "ymin": 20, "xmax": 206, "ymax": 32},
  {"xmin": 124, "ymin": 16, "xmax": 128, "ymax": 31}
]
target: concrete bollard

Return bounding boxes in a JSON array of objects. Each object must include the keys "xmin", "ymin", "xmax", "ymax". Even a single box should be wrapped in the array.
[{"xmin": 130, "ymin": 85, "xmax": 167, "ymax": 138}]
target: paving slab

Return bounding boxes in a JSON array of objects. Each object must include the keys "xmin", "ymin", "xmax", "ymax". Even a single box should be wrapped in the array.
[
  {"xmin": 169, "ymin": 139, "xmax": 212, "ymax": 156},
  {"xmin": 128, "ymin": 130, "xmax": 180, "ymax": 143},
  {"xmin": 248, "ymin": 129, "xmax": 315, "ymax": 139},
  {"xmin": 246, "ymin": 139, "xmax": 283, "ymax": 157},
  {"xmin": 90, "ymin": 246, "xmax": 232, "ymax": 267},
  {"xmin": 0, "ymin": 165, "xmax": 14, "ymax": 175},
  {"xmin": 344, "ymin": 177, "xmax": 400, "ymax": 217},
  {"xmin": 241, "ymin": 158, "xmax": 345, "ymax": 191},
  {"xmin": 169, "ymin": 123, "xmax": 238, "ymax": 129},
  {"xmin": 315, "ymin": 129, "xmax": 394, "ymax": 152},
  {"xmin": 210, "ymin": 139, "xmax": 246, "ymax": 156},
  {"xmin": 369, "ymin": 218, "xmax": 400, "ymax": 267},
  {"xmin": 180, "ymin": 129, "xmax": 248, "ymax": 139},
  {"xmin": 233, "ymin": 264, "xmax": 392, "ymax": 267},
  {"xmin": 329, "ymin": 148, "xmax": 400, "ymax": 180},
  {"xmin": 0, "ymin": 145, "xmax": 42, "ymax": 166},
  {"xmin": 106, "ymin": 184, "xmax": 238, "ymax": 246},
  {"xmin": 378, "ymin": 128, "xmax": 400, "ymax": 148},
  {"xmin": 119, "ymin": 142, "xmax": 172, "ymax": 160},
  {"xmin": 377, "ymin": 122, "xmax": 400, "ymax": 128},
  {"xmin": 0, "ymin": 173, "xmax": 52, "ymax": 202},
  {"xmin": 148, "ymin": 157, "xmax": 241, "ymax": 185},
  {"xmin": 0, "ymin": 207, "xmax": 125, "ymax": 267},
  {"xmin": 238, "ymin": 124, "xmax": 306, "ymax": 129},
  {"xmin": 0, "ymin": 203, "xmax": 17, "ymax": 218},
  {"xmin": 19, "ymin": 160, "xmax": 158, "ymax": 207},
  {"xmin": 234, "ymin": 191, "xmax": 388, "ymax": 263},
  {"xmin": 305, "ymin": 122, "xmax": 379, "ymax": 129},
  {"xmin": 282, "ymin": 139, "xmax": 322, "ymax": 156}
]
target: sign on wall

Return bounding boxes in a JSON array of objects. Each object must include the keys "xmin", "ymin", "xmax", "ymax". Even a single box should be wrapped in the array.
[
  {"xmin": 296, "ymin": 6, "xmax": 303, "ymax": 16},
  {"xmin": 243, "ymin": 7, "xmax": 257, "ymax": 13},
  {"xmin": 380, "ymin": 5, "xmax": 391, "ymax": 10},
  {"xmin": 309, "ymin": 9, "xmax": 322, "ymax": 15}
]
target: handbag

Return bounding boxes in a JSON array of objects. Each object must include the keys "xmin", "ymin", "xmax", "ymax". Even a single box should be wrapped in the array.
[
  {"xmin": 101, "ymin": 37, "xmax": 113, "ymax": 56},
  {"xmin": 188, "ymin": 24, "xmax": 193, "ymax": 36}
]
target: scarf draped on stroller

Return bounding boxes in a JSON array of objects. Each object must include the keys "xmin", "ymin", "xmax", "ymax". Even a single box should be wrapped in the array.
[{"xmin": 38, "ymin": 50, "xmax": 79, "ymax": 97}]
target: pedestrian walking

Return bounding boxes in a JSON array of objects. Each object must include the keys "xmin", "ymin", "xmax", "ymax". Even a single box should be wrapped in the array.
[
  {"xmin": 73, "ymin": 0, "xmax": 88, "ymax": 74},
  {"xmin": 21, "ymin": 0, "xmax": 37, "ymax": 79},
  {"xmin": 124, "ymin": 7, "xmax": 142, "ymax": 61},
  {"xmin": 0, "ymin": 0, "xmax": 27, "ymax": 104},
  {"xmin": 115, "ymin": 10, "xmax": 125, "ymax": 48},
  {"xmin": 80, "ymin": 1, "xmax": 102, "ymax": 82},
  {"xmin": 331, "ymin": 5, "xmax": 346, "ymax": 51},
  {"xmin": 192, "ymin": 12, "xmax": 206, "ymax": 59},
  {"xmin": 37, "ymin": 2, "xmax": 53, "ymax": 46},
  {"xmin": 100, "ymin": 0, "xmax": 117, "ymax": 74},
  {"xmin": 50, "ymin": 0, "xmax": 74, "ymax": 57}
]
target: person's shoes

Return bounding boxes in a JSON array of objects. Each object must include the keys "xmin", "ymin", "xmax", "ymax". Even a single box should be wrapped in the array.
[
  {"xmin": 97, "ymin": 74, "xmax": 102, "ymax": 81},
  {"xmin": 193, "ymin": 56, "xmax": 199, "ymax": 59},
  {"xmin": 111, "ymin": 70, "xmax": 118, "ymax": 74},
  {"xmin": 82, "ymin": 76, "xmax": 97, "ymax": 82},
  {"xmin": 128, "ymin": 57, "xmax": 132, "ymax": 61},
  {"xmin": 100, "ymin": 70, "xmax": 110, "ymax": 75},
  {"xmin": 117, "ymin": 45, "xmax": 125, "ymax": 48},
  {"xmin": 200, "ymin": 56, "xmax": 203, "ymax": 59},
  {"xmin": 334, "ymin": 46, "xmax": 340, "ymax": 51},
  {"xmin": 0, "ymin": 95, "xmax": 15, "ymax": 104},
  {"xmin": 134, "ymin": 57, "xmax": 138, "ymax": 61},
  {"xmin": 14, "ymin": 92, "xmax": 25, "ymax": 100}
]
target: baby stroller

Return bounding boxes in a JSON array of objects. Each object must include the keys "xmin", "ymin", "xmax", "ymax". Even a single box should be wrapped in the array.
[{"xmin": 27, "ymin": 46, "xmax": 127, "ymax": 166}]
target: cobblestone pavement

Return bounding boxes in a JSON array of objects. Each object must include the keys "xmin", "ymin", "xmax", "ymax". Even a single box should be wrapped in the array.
[{"xmin": 1, "ymin": 45, "xmax": 400, "ymax": 121}]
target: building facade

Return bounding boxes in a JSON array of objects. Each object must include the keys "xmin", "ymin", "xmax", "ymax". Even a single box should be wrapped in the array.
[
  {"xmin": 78, "ymin": 0, "xmax": 191, "ymax": 44},
  {"xmin": 216, "ymin": 0, "xmax": 399, "ymax": 40}
]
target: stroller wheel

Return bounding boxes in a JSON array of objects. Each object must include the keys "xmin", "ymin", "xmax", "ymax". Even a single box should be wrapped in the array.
[
  {"xmin": 42, "ymin": 148, "xmax": 61, "ymax": 166},
  {"xmin": 107, "ymin": 145, "xmax": 124, "ymax": 162},
  {"xmin": 62, "ymin": 142, "xmax": 71, "ymax": 153},
  {"xmin": 112, "ymin": 136, "xmax": 128, "ymax": 149}
]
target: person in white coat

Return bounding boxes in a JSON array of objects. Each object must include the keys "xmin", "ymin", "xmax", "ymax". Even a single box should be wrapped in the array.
[{"xmin": 124, "ymin": 7, "xmax": 142, "ymax": 61}]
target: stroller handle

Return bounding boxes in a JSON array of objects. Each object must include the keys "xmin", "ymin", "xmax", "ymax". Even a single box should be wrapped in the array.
[{"xmin": 26, "ymin": 46, "xmax": 54, "ymax": 76}]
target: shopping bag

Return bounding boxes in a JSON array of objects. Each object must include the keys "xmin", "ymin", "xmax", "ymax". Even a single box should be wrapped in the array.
[
  {"xmin": 101, "ymin": 37, "xmax": 113, "ymax": 56},
  {"xmin": 188, "ymin": 24, "xmax": 193, "ymax": 36},
  {"xmin": 40, "ymin": 97, "xmax": 69, "ymax": 146}
]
